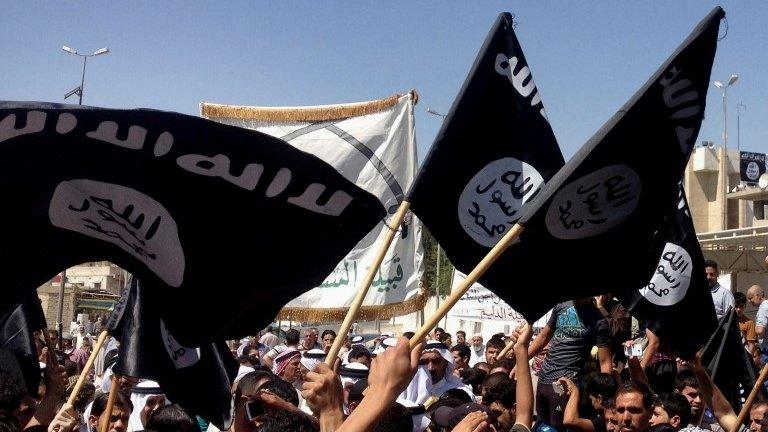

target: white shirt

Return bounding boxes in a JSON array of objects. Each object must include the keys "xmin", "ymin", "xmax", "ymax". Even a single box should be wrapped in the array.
[{"xmin": 468, "ymin": 345, "xmax": 485, "ymax": 367}]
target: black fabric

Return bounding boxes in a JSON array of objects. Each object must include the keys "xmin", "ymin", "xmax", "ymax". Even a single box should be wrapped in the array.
[
  {"xmin": 700, "ymin": 307, "xmax": 764, "ymax": 413},
  {"xmin": 408, "ymin": 13, "xmax": 564, "ymax": 302},
  {"xmin": 109, "ymin": 278, "xmax": 238, "ymax": 430},
  {"xmin": 619, "ymin": 187, "xmax": 717, "ymax": 356},
  {"xmin": 0, "ymin": 102, "xmax": 385, "ymax": 344},
  {"xmin": 0, "ymin": 292, "xmax": 46, "ymax": 395},
  {"xmin": 508, "ymin": 7, "xmax": 723, "ymax": 321}
]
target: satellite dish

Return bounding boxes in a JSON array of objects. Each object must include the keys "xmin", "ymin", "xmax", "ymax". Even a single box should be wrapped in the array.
[{"xmin": 758, "ymin": 173, "xmax": 768, "ymax": 189}]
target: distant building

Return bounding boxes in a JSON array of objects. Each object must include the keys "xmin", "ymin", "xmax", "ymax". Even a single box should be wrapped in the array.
[{"xmin": 685, "ymin": 145, "xmax": 768, "ymax": 315}]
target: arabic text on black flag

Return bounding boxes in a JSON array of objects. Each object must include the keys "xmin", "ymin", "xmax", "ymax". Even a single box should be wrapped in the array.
[
  {"xmin": 108, "ymin": 278, "xmax": 238, "ymax": 430},
  {"xmin": 619, "ymin": 186, "xmax": 717, "ymax": 356},
  {"xmin": 506, "ymin": 7, "xmax": 723, "ymax": 321},
  {"xmin": 408, "ymin": 12, "xmax": 564, "ymax": 294},
  {"xmin": 0, "ymin": 102, "xmax": 385, "ymax": 345}
]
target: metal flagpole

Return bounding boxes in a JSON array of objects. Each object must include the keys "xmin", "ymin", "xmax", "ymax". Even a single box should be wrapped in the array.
[{"xmin": 57, "ymin": 269, "xmax": 67, "ymax": 350}]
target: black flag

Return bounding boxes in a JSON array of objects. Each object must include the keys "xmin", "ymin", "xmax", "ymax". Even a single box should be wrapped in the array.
[
  {"xmin": 0, "ymin": 293, "xmax": 47, "ymax": 396},
  {"xmin": 408, "ymin": 13, "xmax": 564, "ymax": 284},
  {"xmin": 0, "ymin": 102, "xmax": 385, "ymax": 345},
  {"xmin": 700, "ymin": 307, "xmax": 762, "ymax": 412},
  {"xmin": 504, "ymin": 7, "xmax": 723, "ymax": 321},
  {"xmin": 108, "ymin": 277, "xmax": 238, "ymax": 430},
  {"xmin": 620, "ymin": 186, "xmax": 717, "ymax": 356}
]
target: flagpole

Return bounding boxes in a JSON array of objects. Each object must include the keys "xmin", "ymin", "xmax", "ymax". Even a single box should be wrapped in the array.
[
  {"xmin": 731, "ymin": 363, "xmax": 768, "ymax": 432},
  {"xmin": 410, "ymin": 223, "xmax": 524, "ymax": 347},
  {"xmin": 66, "ymin": 330, "xmax": 109, "ymax": 405},
  {"xmin": 325, "ymin": 200, "xmax": 411, "ymax": 365},
  {"xmin": 497, "ymin": 337, "xmax": 515, "ymax": 359},
  {"xmin": 99, "ymin": 374, "xmax": 119, "ymax": 432}
]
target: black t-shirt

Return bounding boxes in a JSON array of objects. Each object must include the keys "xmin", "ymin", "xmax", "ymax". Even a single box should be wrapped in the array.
[{"xmin": 539, "ymin": 301, "xmax": 611, "ymax": 383}]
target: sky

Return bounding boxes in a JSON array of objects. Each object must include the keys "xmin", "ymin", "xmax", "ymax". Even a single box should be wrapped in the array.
[{"xmin": 1, "ymin": 2, "xmax": 766, "ymax": 162}]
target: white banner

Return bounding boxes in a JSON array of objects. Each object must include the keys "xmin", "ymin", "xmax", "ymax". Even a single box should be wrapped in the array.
[
  {"xmin": 201, "ymin": 94, "xmax": 424, "ymax": 315},
  {"xmin": 448, "ymin": 270, "xmax": 550, "ymax": 328}
]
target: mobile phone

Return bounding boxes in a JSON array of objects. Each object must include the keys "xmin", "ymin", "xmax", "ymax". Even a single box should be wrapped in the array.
[{"xmin": 245, "ymin": 399, "xmax": 264, "ymax": 421}]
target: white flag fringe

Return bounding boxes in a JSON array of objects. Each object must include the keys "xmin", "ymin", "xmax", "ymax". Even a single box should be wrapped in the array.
[{"xmin": 201, "ymin": 92, "xmax": 426, "ymax": 321}]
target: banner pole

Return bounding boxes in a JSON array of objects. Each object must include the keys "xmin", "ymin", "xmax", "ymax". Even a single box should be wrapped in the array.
[
  {"xmin": 325, "ymin": 200, "xmax": 411, "ymax": 364},
  {"xmin": 66, "ymin": 330, "xmax": 109, "ymax": 405},
  {"xmin": 497, "ymin": 338, "xmax": 515, "ymax": 359},
  {"xmin": 99, "ymin": 374, "xmax": 120, "ymax": 432},
  {"xmin": 410, "ymin": 223, "xmax": 524, "ymax": 348},
  {"xmin": 731, "ymin": 363, "xmax": 768, "ymax": 432}
]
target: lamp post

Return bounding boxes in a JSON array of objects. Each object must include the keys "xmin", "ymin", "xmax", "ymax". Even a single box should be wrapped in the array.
[
  {"xmin": 737, "ymin": 103, "xmax": 746, "ymax": 152},
  {"xmin": 713, "ymin": 74, "xmax": 738, "ymax": 150},
  {"xmin": 713, "ymin": 74, "xmax": 738, "ymax": 230},
  {"xmin": 62, "ymin": 45, "xmax": 109, "ymax": 105},
  {"xmin": 425, "ymin": 107, "xmax": 447, "ymax": 323}
]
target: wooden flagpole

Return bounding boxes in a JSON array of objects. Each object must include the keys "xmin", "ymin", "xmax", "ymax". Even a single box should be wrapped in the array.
[
  {"xmin": 410, "ymin": 223, "xmax": 524, "ymax": 347},
  {"xmin": 99, "ymin": 374, "xmax": 120, "ymax": 432},
  {"xmin": 731, "ymin": 363, "xmax": 768, "ymax": 432},
  {"xmin": 497, "ymin": 338, "xmax": 515, "ymax": 359},
  {"xmin": 325, "ymin": 200, "xmax": 411, "ymax": 364},
  {"xmin": 66, "ymin": 330, "xmax": 109, "ymax": 405}
]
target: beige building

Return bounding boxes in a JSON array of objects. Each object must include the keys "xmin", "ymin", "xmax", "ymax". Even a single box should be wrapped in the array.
[
  {"xmin": 685, "ymin": 145, "xmax": 768, "ymax": 314},
  {"xmin": 37, "ymin": 262, "xmax": 125, "ymax": 331}
]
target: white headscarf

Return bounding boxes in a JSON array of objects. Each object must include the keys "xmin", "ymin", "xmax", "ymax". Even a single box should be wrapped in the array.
[
  {"xmin": 372, "ymin": 337, "xmax": 398, "ymax": 356},
  {"xmin": 128, "ymin": 380, "xmax": 167, "ymax": 432},
  {"xmin": 421, "ymin": 340, "xmax": 473, "ymax": 398},
  {"xmin": 300, "ymin": 349, "xmax": 326, "ymax": 372}
]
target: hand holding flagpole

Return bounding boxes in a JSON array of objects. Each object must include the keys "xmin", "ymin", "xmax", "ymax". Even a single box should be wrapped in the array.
[{"xmin": 325, "ymin": 201, "xmax": 411, "ymax": 364}]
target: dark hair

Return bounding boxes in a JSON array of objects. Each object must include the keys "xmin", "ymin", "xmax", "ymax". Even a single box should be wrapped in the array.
[
  {"xmin": 0, "ymin": 411, "xmax": 20, "ymax": 432},
  {"xmin": 70, "ymin": 382, "xmax": 95, "ymax": 414},
  {"xmin": 646, "ymin": 424, "xmax": 677, "ymax": 432},
  {"xmin": 674, "ymin": 370, "xmax": 700, "ymax": 392},
  {"xmin": 441, "ymin": 388, "xmax": 472, "ymax": 404},
  {"xmin": 256, "ymin": 410, "xmax": 318, "ymax": 432},
  {"xmin": 402, "ymin": 331, "xmax": 415, "ymax": 339},
  {"xmin": 704, "ymin": 260, "xmax": 719, "ymax": 272},
  {"xmin": 605, "ymin": 397, "xmax": 616, "ymax": 410},
  {"xmin": 734, "ymin": 291, "xmax": 747, "ymax": 306},
  {"xmin": 461, "ymin": 368, "xmax": 487, "ymax": 395},
  {"xmin": 237, "ymin": 370, "xmax": 274, "ymax": 399},
  {"xmin": 473, "ymin": 362, "xmax": 491, "ymax": 372},
  {"xmin": 64, "ymin": 359, "xmax": 78, "ymax": 377},
  {"xmin": 451, "ymin": 344, "xmax": 471, "ymax": 360},
  {"xmin": 482, "ymin": 372, "xmax": 512, "ymax": 394},
  {"xmin": 586, "ymin": 373, "xmax": 618, "ymax": 401},
  {"xmin": 374, "ymin": 402, "xmax": 413, "ymax": 432},
  {"xmin": 285, "ymin": 329, "xmax": 300, "ymax": 345},
  {"xmin": 91, "ymin": 391, "xmax": 133, "ymax": 417},
  {"xmin": 616, "ymin": 381, "xmax": 653, "ymax": 409},
  {"xmin": 321, "ymin": 329, "xmax": 336, "ymax": 339},
  {"xmin": 486, "ymin": 337, "xmax": 505, "ymax": 351},
  {"xmin": 258, "ymin": 378, "xmax": 299, "ymax": 407},
  {"xmin": 435, "ymin": 327, "xmax": 445, "ymax": 334},
  {"xmin": 485, "ymin": 380, "xmax": 516, "ymax": 409},
  {"xmin": 145, "ymin": 404, "xmax": 198, "ymax": 432},
  {"xmin": 655, "ymin": 393, "xmax": 691, "ymax": 427},
  {"xmin": 490, "ymin": 357, "xmax": 515, "ymax": 372},
  {"xmin": 456, "ymin": 331, "xmax": 466, "ymax": 338},
  {"xmin": 438, "ymin": 333, "xmax": 452, "ymax": 343},
  {"xmin": 349, "ymin": 346, "xmax": 371, "ymax": 362}
]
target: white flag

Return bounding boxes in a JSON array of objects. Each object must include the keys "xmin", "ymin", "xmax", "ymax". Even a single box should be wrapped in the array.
[{"xmin": 201, "ymin": 93, "xmax": 425, "ymax": 321}]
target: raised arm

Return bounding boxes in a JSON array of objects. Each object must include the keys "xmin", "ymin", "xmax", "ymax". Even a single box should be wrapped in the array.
[
  {"xmin": 336, "ymin": 337, "xmax": 423, "ymax": 432},
  {"xmin": 528, "ymin": 325, "xmax": 553, "ymax": 358},
  {"xmin": 514, "ymin": 323, "xmax": 534, "ymax": 428},
  {"xmin": 687, "ymin": 356, "xmax": 739, "ymax": 432},
  {"xmin": 559, "ymin": 377, "xmax": 595, "ymax": 432}
]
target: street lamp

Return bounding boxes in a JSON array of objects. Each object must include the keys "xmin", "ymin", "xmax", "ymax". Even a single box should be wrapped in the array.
[
  {"xmin": 737, "ymin": 103, "xmax": 746, "ymax": 152},
  {"xmin": 713, "ymin": 74, "xmax": 738, "ymax": 150},
  {"xmin": 713, "ymin": 74, "xmax": 738, "ymax": 230},
  {"xmin": 62, "ymin": 45, "xmax": 110, "ymax": 105},
  {"xmin": 426, "ymin": 108, "xmax": 447, "ymax": 118}
]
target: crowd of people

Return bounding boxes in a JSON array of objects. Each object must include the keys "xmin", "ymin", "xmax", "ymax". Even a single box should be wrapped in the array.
[{"xmin": 3, "ymin": 259, "xmax": 768, "ymax": 432}]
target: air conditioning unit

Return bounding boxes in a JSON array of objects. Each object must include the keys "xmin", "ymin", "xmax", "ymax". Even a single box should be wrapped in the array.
[{"xmin": 693, "ymin": 145, "xmax": 718, "ymax": 172}]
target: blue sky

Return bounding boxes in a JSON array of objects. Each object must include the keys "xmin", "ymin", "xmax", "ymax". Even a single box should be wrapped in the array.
[{"xmin": 1, "ymin": 2, "xmax": 765, "ymax": 161}]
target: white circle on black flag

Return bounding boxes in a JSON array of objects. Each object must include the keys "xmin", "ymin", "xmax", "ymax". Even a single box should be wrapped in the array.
[
  {"xmin": 746, "ymin": 161, "xmax": 760, "ymax": 181},
  {"xmin": 458, "ymin": 157, "xmax": 544, "ymax": 247},
  {"xmin": 545, "ymin": 164, "xmax": 641, "ymax": 240},
  {"xmin": 639, "ymin": 242, "xmax": 692, "ymax": 306}
]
